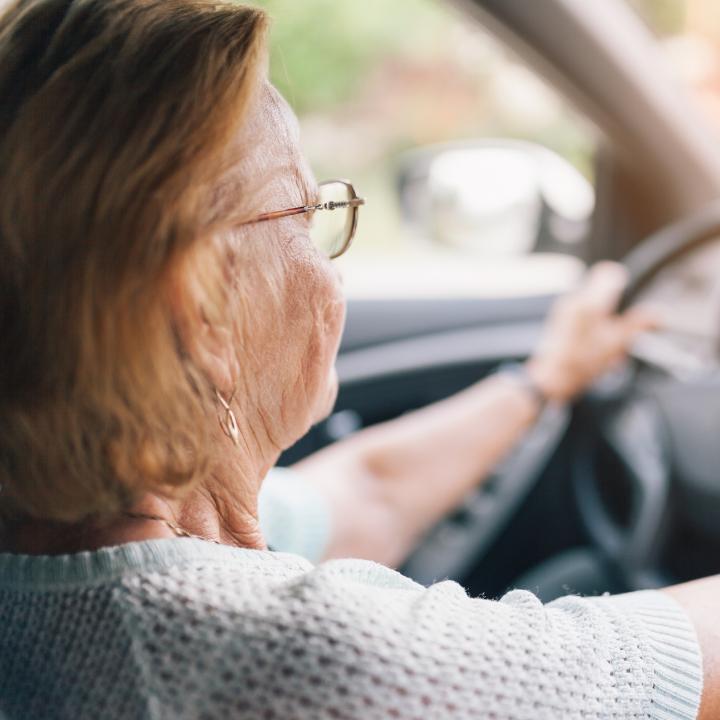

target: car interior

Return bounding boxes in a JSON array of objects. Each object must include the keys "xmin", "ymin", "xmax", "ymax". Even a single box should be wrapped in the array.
[{"xmin": 278, "ymin": 0, "xmax": 720, "ymax": 602}]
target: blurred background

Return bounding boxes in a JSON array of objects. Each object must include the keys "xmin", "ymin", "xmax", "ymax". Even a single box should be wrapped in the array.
[{"xmin": 246, "ymin": 0, "xmax": 720, "ymax": 298}]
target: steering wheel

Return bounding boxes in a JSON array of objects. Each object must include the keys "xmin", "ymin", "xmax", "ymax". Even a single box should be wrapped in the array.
[{"xmin": 573, "ymin": 201, "xmax": 720, "ymax": 590}]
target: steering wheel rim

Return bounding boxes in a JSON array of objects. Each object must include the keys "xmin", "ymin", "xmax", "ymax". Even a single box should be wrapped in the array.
[{"xmin": 619, "ymin": 199, "xmax": 720, "ymax": 310}]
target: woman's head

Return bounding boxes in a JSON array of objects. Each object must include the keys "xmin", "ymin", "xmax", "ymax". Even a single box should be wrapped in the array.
[{"xmin": 0, "ymin": 0, "xmax": 345, "ymax": 523}]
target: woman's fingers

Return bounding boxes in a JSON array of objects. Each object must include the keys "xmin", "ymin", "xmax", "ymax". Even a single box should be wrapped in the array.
[
  {"xmin": 623, "ymin": 304, "xmax": 661, "ymax": 330},
  {"xmin": 618, "ymin": 305, "xmax": 662, "ymax": 346},
  {"xmin": 528, "ymin": 264, "xmax": 664, "ymax": 403},
  {"xmin": 577, "ymin": 261, "xmax": 630, "ymax": 314}
]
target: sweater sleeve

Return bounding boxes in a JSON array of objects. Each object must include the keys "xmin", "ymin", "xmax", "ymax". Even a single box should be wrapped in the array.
[
  {"xmin": 581, "ymin": 590, "xmax": 703, "ymax": 719},
  {"xmin": 258, "ymin": 466, "xmax": 331, "ymax": 563},
  {"xmin": 255, "ymin": 560, "xmax": 704, "ymax": 720}
]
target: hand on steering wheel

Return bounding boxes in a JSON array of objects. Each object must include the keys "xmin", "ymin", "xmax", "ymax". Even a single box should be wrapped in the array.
[{"xmin": 526, "ymin": 262, "xmax": 658, "ymax": 404}]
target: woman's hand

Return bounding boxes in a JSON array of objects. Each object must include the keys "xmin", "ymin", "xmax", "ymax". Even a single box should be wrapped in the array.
[{"xmin": 526, "ymin": 262, "xmax": 658, "ymax": 404}]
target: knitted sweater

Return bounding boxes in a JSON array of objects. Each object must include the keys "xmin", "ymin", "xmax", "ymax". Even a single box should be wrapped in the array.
[{"xmin": 0, "ymin": 472, "xmax": 704, "ymax": 720}]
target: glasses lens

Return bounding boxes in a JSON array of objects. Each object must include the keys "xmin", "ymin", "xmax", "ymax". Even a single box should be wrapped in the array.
[{"xmin": 312, "ymin": 181, "xmax": 353, "ymax": 258}]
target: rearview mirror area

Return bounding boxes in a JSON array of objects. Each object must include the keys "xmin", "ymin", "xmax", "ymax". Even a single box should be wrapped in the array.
[{"xmin": 397, "ymin": 140, "xmax": 595, "ymax": 258}]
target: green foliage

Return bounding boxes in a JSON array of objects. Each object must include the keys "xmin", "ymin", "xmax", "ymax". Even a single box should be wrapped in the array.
[
  {"xmin": 628, "ymin": 0, "xmax": 686, "ymax": 36},
  {"xmin": 247, "ymin": 0, "xmax": 449, "ymax": 113}
]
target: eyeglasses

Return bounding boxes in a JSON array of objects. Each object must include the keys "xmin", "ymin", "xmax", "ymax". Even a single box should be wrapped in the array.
[{"xmin": 240, "ymin": 179, "xmax": 365, "ymax": 259}]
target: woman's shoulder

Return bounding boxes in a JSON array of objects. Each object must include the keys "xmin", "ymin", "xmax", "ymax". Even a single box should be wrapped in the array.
[
  {"xmin": 115, "ymin": 544, "xmax": 428, "ymax": 622},
  {"xmin": 0, "ymin": 536, "xmax": 422, "ymax": 601},
  {"xmin": 0, "ymin": 537, "xmax": 310, "ymax": 590}
]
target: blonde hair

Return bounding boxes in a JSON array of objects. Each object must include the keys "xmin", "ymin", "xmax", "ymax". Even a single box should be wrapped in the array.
[{"xmin": 0, "ymin": 0, "xmax": 268, "ymax": 521}]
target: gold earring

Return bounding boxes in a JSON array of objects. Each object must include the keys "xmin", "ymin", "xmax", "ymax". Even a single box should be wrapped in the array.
[{"xmin": 215, "ymin": 390, "xmax": 240, "ymax": 447}]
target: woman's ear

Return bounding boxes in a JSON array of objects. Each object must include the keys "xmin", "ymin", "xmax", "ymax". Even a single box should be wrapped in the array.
[
  {"xmin": 186, "ymin": 321, "xmax": 239, "ymax": 395},
  {"xmin": 165, "ymin": 251, "xmax": 240, "ymax": 395}
]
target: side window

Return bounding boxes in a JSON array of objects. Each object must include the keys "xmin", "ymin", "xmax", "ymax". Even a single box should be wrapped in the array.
[{"xmin": 254, "ymin": 0, "xmax": 597, "ymax": 298}]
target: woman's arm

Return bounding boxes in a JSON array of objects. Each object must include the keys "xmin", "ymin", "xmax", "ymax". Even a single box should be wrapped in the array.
[
  {"xmin": 665, "ymin": 577, "xmax": 720, "ymax": 720},
  {"xmin": 293, "ymin": 263, "xmax": 656, "ymax": 566},
  {"xmin": 293, "ymin": 371, "xmax": 542, "ymax": 565}
]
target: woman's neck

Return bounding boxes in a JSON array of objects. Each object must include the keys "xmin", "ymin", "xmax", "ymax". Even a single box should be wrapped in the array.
[{"xmin": 1, "ymin": 486, "xmax": 266, "ymax": 556}]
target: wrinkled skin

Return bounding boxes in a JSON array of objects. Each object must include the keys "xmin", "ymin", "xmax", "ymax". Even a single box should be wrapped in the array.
[
  {"xmin": 211, "ymin": 82, "xmax": 346, "ymax": 454},
  {"xmin": 155, "ymin": 81, "xmax": 347, "ymax": 548}
]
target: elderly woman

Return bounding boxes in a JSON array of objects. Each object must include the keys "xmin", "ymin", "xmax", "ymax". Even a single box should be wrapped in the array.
[{"xmin": 0, "ymin": 1, "xmax": 717, "ymax": 719}]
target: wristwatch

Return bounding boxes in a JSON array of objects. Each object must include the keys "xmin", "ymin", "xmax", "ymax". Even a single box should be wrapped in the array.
[{"xmin": 497, "ymin": 361, "xmax": 548, "ymax": 411}]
